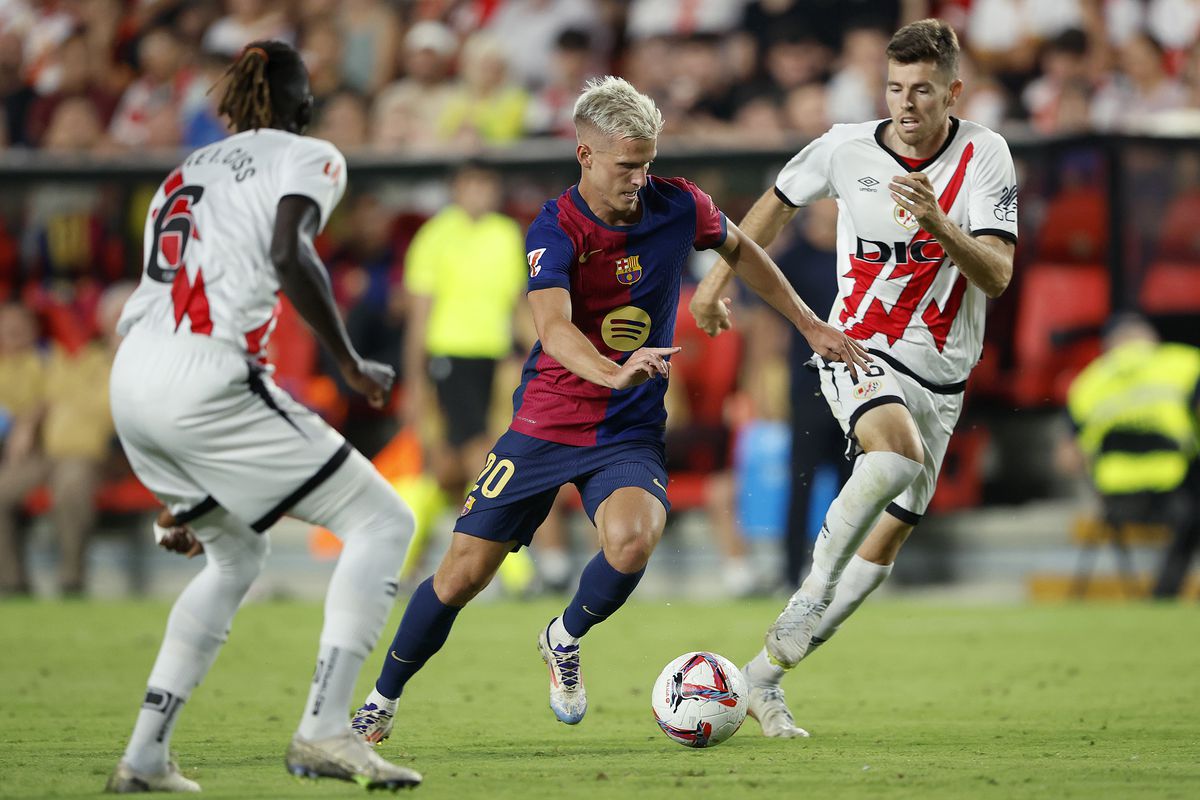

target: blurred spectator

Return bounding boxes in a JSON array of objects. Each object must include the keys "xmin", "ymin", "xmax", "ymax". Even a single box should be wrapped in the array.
[
  {"xmin": 762, "ymin": 32, "xmax": 831, "ymax": 95},
  {"xmin": 525, "ymin": 28, "xmax": 597, "ymax": 138},
  {"xmin": 401, "ymin": 161, "xmax": 525, "ymax": 498},
  {"xmin": 1, "ymin": 29, "xmax": 36, "ymax": 147},
  {"xmin": 108, "ymin": 26, "xmax": 186, "ymax": 149},
  {"xmin": 437, "ymin": 32, "xmax": 529, "ymax": 147},
  {"xmin": 313, "ymin": 88, "xmax": 369, "ymax": 152},
  {"xmin": 0, "ymin": 303, "xmax": 44, "ymax": 595},
  {"xmin": 0, "ymin": 281, "xmax": 134, "ymax": 596},
  {"xmin": 485, "ymin": 0, "xmax": 600, "ymax": 90},
  {"xmin": 24, "ymin": 31, "xmax": 118, "ymax": 146},
  {"xmin": 300, "ymin": 16, "xmax": 347, "ymax": 105},
  {"xmin": 1022, "ymin": 28, "xmax": 1093, "ymax": 135},
  {"xmin": 966, "ymin": 0, "xmax": 1086, "ymax": 79},
  {"xmin": 626, "ymin": 0, "xmax": 748, "ymax": 41},
  {"xmin": 179, "ymin": 51, "xmax": 233, "ymax": 149},
  {"xmin": 202, "ymin": 0, "xmax": 295, "ymax": 58},
  {"xmin": 825, "ymin": 24, "xmax": 890, "ymax": 124},
  {"xmin": 337, "ymin": 0, "xmax": 400, "ymax": 96},
  {"xmin": 1064, "ymin": 314, "xmax": 1200, "ymax": 598},
  {"xmin": 321, "ymin": 192, "xmax": 405, "ymax": 455},
  {"xmin": 370, "ymin": 20, "xmax": 457, "ymax": 151},
  {"xmin": 662, "ymin": 33, "xmax": 738, "ymax": 139},
  {"xmin": 782, "ymin": 81, "xmax": 830, "ymax": 138},
  {"xmin": 1091, "ymin": 32, "xmax": 1188, "ymax": 132}
]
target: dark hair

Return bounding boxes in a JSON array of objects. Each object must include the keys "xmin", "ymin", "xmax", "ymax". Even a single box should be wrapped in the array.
[
  {"xmin": 214, "ymin": 40, "xmax": 312, "ymax": 133},
  {"xmin": 886, "ymin": 19, "xmax": 960, "ymax": 78}
]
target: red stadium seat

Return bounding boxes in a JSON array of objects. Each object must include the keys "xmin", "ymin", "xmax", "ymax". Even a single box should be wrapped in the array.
[
  {"xmin": 1156, "ymin": 192, "xmax": 1200, "ymax": 261},
  {"xmin": 1012, "ymin": 262, "xmax": 1110, "ymax": 406},
  {"xmin": 1036, "ymin": 187, "xmax": 1108, "ymax": 264},
  {"xmin": 1139, "ymin": 261, "xmax": 1200, "ymax": 315}
]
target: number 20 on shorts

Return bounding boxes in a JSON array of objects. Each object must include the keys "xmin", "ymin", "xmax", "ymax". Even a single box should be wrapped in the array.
[{"xmin": 470, "ymin": 453, "xmax": 516, "ymax": 498}]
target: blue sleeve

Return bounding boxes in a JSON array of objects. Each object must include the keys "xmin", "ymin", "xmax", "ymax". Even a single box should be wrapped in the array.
[{"xmin": 525, "ymin": 210, "xmax": 575, "ymax": 292}]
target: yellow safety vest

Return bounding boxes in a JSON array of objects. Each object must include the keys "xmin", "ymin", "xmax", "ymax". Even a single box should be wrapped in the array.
[{"xmin": 1067, "ymin": 341, "xmax": 1200, "ymax": 495}]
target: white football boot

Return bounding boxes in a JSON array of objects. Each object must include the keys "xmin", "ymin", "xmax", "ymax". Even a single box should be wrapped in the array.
[
  {"xmin": 286, "ymin": 730, "xmax": 421, "ymax": 789},
  {"xmin": 537, "ymin": 620, "xmax": 587, "ymax": 724},
  {"xmin": 104, "ymin": 759, "xmax": 200, "ymax": 793},
  {"xmin": 744, "ymin": 679, "xmax": 811, "ymax": 739},
  {"xmin": 764, "ymin": 596, "xmax": 828, "ymax": 669},
  {"xmin": 351, "ymin": 689, "xmax": 397, "ymax": 745}
]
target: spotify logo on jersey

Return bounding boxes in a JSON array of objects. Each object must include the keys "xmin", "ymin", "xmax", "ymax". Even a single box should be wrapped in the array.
[{"xmin": 602, "ymin": 305, "xmax": 652, "ymax": 351}]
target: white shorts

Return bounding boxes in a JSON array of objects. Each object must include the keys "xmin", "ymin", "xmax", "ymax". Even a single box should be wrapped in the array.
[
  {"xmin": 110, "ymin": 326, "xmax": 350, "ymax": 531},
  {"xmin": 815, "ymin": 352, "xmax": 964, "ymax": 522}
]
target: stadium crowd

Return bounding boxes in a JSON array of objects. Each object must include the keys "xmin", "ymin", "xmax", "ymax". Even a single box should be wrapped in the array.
[
  {"xmin": 2, "ymin": 0, "xmax": 1200, "ymax": 154},
  {"xmin": 1, "ymin": 0, "xmax": 1198, "ymax": 599}
]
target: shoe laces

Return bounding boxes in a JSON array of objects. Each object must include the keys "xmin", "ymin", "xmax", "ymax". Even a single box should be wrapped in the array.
[
  {"xmin": 548, "ymin": 643, "xmax": 581, "ymax": 690},
  {"xmin": 351, "ymin": 703, "xmax": 391, "ymax": 734},
  {"xmin": 774, "ymin": 597, "xmax": 827, "ymax": 637},
  {"xmin": 756, "ymin": 686, "xmax": 793, "ymax": 721}
]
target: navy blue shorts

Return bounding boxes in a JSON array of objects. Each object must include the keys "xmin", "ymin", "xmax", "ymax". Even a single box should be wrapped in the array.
[{"xmin": 454, "ymin": 429, "xmax": 670, "ymax": 549}]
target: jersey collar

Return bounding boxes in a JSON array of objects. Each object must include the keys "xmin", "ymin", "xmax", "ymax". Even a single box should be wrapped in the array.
[
  {"xmin": 569, "ymin": 184, "xmax": 650, "ymax": 232},
  {"xmin": 874, "ymin": 116, "xmax": 961, "ymax": 173}
]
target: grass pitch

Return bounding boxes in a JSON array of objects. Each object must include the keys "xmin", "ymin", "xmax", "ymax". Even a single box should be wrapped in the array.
[{"xmin": 1, "ymin": 596, "xmax": 1198, "ymax": 799}]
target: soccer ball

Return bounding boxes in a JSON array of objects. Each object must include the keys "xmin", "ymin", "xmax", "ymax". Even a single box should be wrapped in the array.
[{"xmin": 651, "ymin": 651, "xmax": 747, "ymax": 748}]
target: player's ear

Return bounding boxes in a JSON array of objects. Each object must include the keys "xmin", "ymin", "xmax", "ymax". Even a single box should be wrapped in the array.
[
  {"xmin": 577, "ymin": 143, "xmax": 592, "ymax": 169},
  {"xmin": 946, "ymin": 78, "xmax": 963, "ymax": 109}
]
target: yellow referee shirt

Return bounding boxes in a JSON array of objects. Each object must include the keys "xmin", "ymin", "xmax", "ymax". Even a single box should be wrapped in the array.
[{"xmin": 404, "ymin": 206, "xmax": 526, "ymax": 360}]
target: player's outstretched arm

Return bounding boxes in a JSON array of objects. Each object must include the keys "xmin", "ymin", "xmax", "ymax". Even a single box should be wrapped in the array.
[
  {"xmin": 270, "ymin": 195, "xmax": 395, "ymax": 408},
  {"xmin": 691, "ymin": 187, "xmax": 799, "ymax": 336},
  {"xmin": 715, "ymin": 220, "xmax": 871, "ymax": 381},
  {"xmin": 890, "ymin": 173, "xmax": 1014, "ymax": 297},
  {"xmin": 529, "ymin": 287, "xmax": 678, "ymax": 390}
]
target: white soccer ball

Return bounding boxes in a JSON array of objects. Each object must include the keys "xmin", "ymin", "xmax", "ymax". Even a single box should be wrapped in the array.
[{"xmin": 651, "ymin": 651, "xmax": 748, "ymax": 748}]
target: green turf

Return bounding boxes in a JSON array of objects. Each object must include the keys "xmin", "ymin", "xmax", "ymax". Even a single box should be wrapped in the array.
[{"xmin": 1, "ymin": 597, "xmax": 1198, "ymax": 799}]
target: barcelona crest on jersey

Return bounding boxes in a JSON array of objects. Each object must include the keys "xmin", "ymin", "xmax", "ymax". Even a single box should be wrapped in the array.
[{"xmin": 615, "ymin": 254, "xmax": 643, "ymax": 285}]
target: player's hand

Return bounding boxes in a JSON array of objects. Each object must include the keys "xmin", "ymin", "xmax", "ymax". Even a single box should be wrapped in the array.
[
  {"xmin": 610, "ymin": 346, "xmax": 681, "ymax": 390},
  {"xmin": 154, "ymin": 508, "xmax": 203, "ymax": 559},
  {"xmin": 689, "ymin": 294, "xmax": 733, "ymax": 338},
  {"xmin": 801, "ymin": 320, "xmax": 872, "ymax": 382},
  {"xmin": 889, "ymin": 172, "xmax": 946, "ymax": 233},
  {"xmin": 341, "ymin": 358, "xmax": 396, "ymax": 409}
]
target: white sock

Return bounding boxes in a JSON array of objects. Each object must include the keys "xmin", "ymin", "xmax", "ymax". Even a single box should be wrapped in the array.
[
  {"xmin": 548, "ymin": 616, "xmax": 579, "ymax": 647},
  {"xmin": 745, "ymin": 555, "xmax": 896, "ymax": 688},
  {"xmin": 365, "ymin": 686, "xmax": 396, "ymax": 711},
  {"xmin": 297, "ymin": 644, "xmax": 366, "ymax": 740},
  {"xmin": 290, "ymin": 456, "xmax": 415, "ymax": 741},
  {"xmin": 812, "ymin": 555, "xmax": 893, "ymax": 642},
  {"xmin": 799, "ymin": 451, "xmax": 921, "ymax": 604},
  {"xmin": 743, "ymin": 648, "xmax": 784, "ymax": 686},
  {"xmin": 124, "ymin": 512, "xmax": 267, "ymax": 774}
]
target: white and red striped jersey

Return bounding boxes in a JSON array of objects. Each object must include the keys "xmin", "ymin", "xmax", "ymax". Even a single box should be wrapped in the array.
[
  {"xmin": 776, "ymin": 117, "xmax": 1018, "ymax": 388},
  {"xmin": 117, "ymin": 128, "xmax": 347, "ymax": 359}
]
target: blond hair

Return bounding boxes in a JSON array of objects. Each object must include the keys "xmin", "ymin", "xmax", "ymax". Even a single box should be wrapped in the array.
[{"xmin": 573, "ymin": 76, "xmax": 663, "ymax": 141}]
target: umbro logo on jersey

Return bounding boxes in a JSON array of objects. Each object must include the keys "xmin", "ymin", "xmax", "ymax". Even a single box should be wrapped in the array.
[{"xmin": 857, "ymin": 176, "xmax": 880, "ymax": 191}]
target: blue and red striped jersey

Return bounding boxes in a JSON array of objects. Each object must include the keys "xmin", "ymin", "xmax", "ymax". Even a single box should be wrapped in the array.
[{"xmin": 511, "ymin": 175, "xmax": 727, "ymax": 447}]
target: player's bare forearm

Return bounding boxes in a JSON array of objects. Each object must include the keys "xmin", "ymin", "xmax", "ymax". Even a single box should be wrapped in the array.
[
  {"xmin": 528, "ymin": 287, "xmax": 619, "ymax": 388},
  {"xmin": 930, "ymin": 225, "xmax": 1014, "ymax": 298},
  {"xmin": 271, "ymin": 196, "xmax": 360, "ymax": 370},
  {"xmin": 540, "ymin": 315, "xmax": 624, "ymax": 387},
  {"xmin": 403, "ymin": 294, "xmax": 431, "ymax": 386}
]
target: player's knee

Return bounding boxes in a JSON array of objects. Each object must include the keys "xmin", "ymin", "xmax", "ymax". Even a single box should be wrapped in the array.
[
  {"xmin": 433, "ymin": 564, "xmax": 492, "ymax": 606},
  {"xmin": 604, "ymin": 529, "xmax": 657, "ymax": 572}
]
